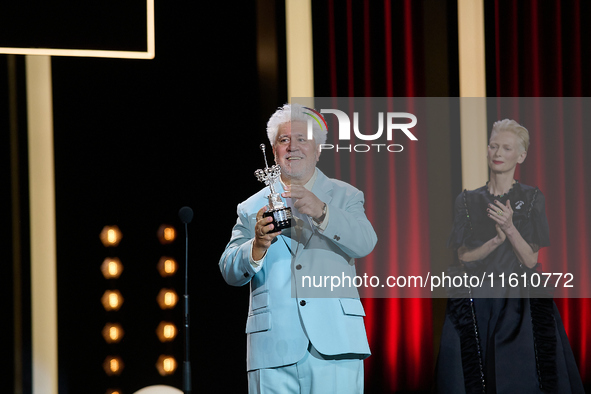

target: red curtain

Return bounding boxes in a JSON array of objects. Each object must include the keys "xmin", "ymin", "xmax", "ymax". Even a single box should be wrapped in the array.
[
  {"xmin": 313, "ymin": 1, "xmax": 432, "ymax": 392},
  {"xmin": 490, "ymin": 0, "xmax": 591, "ymax": 386},
  {"xmin": 313, "ymin": 0, "xmax": 590, "ymax": 391}
]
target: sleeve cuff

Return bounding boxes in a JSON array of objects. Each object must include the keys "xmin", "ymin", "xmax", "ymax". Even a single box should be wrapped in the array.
[
  {"xmin": 249, "ymin": 239, "xmax": 265, "ymax": 272},
  {"xmin": 314, "ymin": 204, "xmax": 329, "ymax": 232}
]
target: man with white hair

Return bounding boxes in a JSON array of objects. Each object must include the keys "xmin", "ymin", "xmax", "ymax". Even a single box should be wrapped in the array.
[{"xmin": 220, "ymin": 103, "xmax": 377, "ymax": 393}]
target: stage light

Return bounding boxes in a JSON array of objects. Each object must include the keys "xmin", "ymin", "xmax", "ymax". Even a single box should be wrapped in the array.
[
  {"xmin": 156, "ymin": 288, "xmax": 178, "ymax": 309},
  {"xmin": 105, "ymin": 389, "xmax": 121, "ymax": 394},
  {"xmin": 102, "ymin": 323, "xmax": 124, "ymax": 344},
  {"xmin": 100, "ymin": 225, "xmax": 123, "ymax": 247},
  {"xmin": 101, "ymin": 258, "xmax": 124, "ymax": 279},
  {"xmin": 157, "ymin": 256, "xmax": 178, "ymax": 277},
  {"xmin": 157, "ymin": 224, "xmax": 176, "ymax": 244},
  {"xmin": 103, "ymin": 355, "xmax": 124, "ymax": 376},
  {"xmin": 155, "ymin": 355, "xmax": 177, "ymax": 376},
  {"xmin": 156, "ymin": 321, "xmax": 178, "ymax": 342},
  {"xmin": 101, "ymin": 290, "xmax": 124, "ymax": 311}
]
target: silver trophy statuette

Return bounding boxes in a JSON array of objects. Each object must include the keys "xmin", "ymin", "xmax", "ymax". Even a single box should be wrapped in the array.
[{"xmin": 255, "ymin": 143, "xmax": 294, "ymax": 233}]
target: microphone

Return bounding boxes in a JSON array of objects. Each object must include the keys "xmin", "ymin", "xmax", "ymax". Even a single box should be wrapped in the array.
[
  {"xmin": 178, "ymin": 206, "xmax": 193, "ymax": 394},
  {"xmin": 179, "ymin": 206, "xmax": 194, "ymax": 224}
]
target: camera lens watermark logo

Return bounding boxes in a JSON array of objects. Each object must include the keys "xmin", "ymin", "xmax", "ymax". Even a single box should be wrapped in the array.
[{"xmin": 305, "ymin": 107, "xmax": 418, "ymax": 153}]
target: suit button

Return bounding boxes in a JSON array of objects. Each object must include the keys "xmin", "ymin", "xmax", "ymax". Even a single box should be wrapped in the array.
[
  {"xmin": 300, "ymin": 300, "xmax": 306, "ymax": 306},
  {"xmin": 243, "ymin": 272, "xmax": 250, "ymax": 278},
  {"xmin": 333, "ymin": 235, "xmax": 340, "ymax": 241},
  {"xmin": 296, "ymin": 264, "xmax": 302, "ymax": 270}
]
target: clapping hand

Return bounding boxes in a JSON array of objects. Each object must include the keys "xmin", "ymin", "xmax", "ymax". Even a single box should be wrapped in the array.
[{"xmin": 488, "ymin": 199, "xmax": 514, "ymax": 233}]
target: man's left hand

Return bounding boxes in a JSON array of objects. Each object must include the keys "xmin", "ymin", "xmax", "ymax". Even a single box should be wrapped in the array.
[{"xmin": 282, "ymin": 185, "xmax": 325, "ymax": 220}]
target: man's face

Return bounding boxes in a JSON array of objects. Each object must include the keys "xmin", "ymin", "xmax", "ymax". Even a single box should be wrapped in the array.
[{"xmin": 273, "ymin": 121, "xmax": 319, "ymax": 185}]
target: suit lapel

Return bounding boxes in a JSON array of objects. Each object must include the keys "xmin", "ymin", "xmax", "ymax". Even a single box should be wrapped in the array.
[
  {"xmin": 292, "ymin": 169, "xmax": 334, "ymax": 258},
  {"xmin": 311, "ymin": 168, "xmax": 334, "ymax": 208},
  {"xmin": 275, "ymin": 169, "xmax": 334, "ymax": 259},
  {"xmin": 280, "ymin": 235, "xmax": 295, "ymax": 257}
]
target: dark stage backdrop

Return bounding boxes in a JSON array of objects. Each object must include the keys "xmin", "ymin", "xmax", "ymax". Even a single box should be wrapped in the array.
[
  {"xmin": 485, "ymin": 0, "xmax": 591, "ymax": 389},
  {"xmin": 3, "ymin": 2, "xmax": 267, "ymax": 393},
  {"xmin": 49, "ymin": 2, "xmax": 265, "ymax": 392}
]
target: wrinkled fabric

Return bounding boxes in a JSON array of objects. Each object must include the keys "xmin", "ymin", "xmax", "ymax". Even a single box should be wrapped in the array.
[{"xmin": 436, "ymin": 183, "xmax": 584, "ymax": 394}]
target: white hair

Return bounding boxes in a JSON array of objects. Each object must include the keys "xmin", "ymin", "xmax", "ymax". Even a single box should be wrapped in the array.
[
  {"xmin": 491, "ymin": 119, "xmax": 530, "ymax": 152},
  {"xmin": 266, "ymin": 103, "xmax": 328, "ymax": 146}
]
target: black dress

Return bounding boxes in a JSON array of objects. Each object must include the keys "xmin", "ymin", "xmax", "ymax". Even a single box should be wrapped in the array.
[{"xmin": 435, "ymin": 182, "xmax": 584, "ymax": 393}]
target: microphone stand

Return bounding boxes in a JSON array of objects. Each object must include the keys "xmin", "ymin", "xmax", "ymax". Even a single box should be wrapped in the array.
[{"xmin": 182, "ymin": 218, "xmax": 191, "ymax": 394}]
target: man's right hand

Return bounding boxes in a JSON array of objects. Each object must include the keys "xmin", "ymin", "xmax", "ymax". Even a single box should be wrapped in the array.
[{"xmin": 253, "ymin": 206, "xmax": 281, "ymax": 260}]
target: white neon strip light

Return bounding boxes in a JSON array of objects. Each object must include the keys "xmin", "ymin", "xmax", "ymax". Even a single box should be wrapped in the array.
[
  {"xmin": 458, "ymin": 0, "xmax": 488, "ymax": 189},
  {"xmin": 285, "ymin": 0, "xmax": 315, "ymax": 100},
  {"xmin": 27, "ymin": 55, "xmax": 58, "ymax": 394},
  {"xmin": 0, "ymin": 0, "xmax": 155, "ymax": 59}
]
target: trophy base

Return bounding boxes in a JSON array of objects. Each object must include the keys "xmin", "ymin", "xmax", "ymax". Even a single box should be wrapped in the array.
[{"xmin": 263, "ymin": 207, "xmax": 294, "ymax": 233}]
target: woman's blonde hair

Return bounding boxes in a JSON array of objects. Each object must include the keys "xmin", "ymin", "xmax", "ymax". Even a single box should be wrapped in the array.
[{"xmin": 490, "ymin": 119, "xmax": 530, "ymax": 152}]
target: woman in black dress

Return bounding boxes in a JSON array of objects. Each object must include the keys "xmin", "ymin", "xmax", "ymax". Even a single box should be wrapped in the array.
[{"xmin": 435, "ymin": 119, "xmax": 584, "ymax": 393}]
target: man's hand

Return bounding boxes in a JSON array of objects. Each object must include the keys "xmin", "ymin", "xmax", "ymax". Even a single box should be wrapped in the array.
[
  {"xmin": 252, "ymin": 206, "xmax": 280, "ymax": 260},
  {"xmin": 282, "ymin": 185, "xmax": 325, "ymax": 220}
]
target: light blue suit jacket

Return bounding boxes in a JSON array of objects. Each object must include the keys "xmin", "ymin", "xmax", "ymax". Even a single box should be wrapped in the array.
[{"xmin": 220, "ymin": 169, "xmax": 377, "ymax": 371}]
